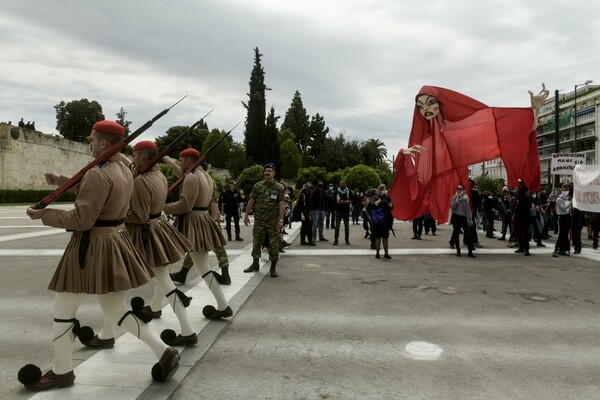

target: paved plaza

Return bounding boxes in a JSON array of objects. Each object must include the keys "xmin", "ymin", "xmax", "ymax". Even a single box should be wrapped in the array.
[{"xmin": 1, "ymin": 205, "xmax": 599, "ymax": 400}]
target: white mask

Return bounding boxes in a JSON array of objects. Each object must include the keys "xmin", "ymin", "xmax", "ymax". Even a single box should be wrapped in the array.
[
  {"xmin": 562, "ymin": 191, "xmax": 569, "ymax": 196},
  {"xmin": 532, "ymin": 194, "xmax": 537, "ymax": 198},
  {"xmin": 487, "ymin": 196, "xmax": 492, "ymax": 199}
]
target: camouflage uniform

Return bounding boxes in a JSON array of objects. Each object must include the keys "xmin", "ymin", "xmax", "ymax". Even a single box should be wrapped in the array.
[{"xmin": 250, "ymin": 180, "xmax": 285, "ymax": 261}]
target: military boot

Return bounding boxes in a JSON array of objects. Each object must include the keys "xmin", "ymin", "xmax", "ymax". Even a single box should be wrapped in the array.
[
  {"xmin": 270, "ymin": 260, "xmax": 278, "ymax": 278},
  {"xmin": 243, "ymin": 258, "xmax": 260, "ymax": 273}
]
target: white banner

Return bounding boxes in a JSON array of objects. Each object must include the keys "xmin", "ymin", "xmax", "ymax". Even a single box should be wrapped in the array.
[
  {"xmin": 572, "ymin": 165, "xmax": 600, "ymax": 212},
  {"xmin": 551, "ymin": 152, "xmax": 586, "ymax": 175}
]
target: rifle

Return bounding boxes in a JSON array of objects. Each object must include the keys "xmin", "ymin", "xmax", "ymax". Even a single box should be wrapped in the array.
[
  {"xmin": 134, "ymin": 109, "xmax": 213, "ymax": 177},
  {"xmin": 33, "ymin": 96, "xmax": 187, "ymax": 209},
  {"xmin": 167, "ymin": 121, "xmax": 240, "ymax": 194}
]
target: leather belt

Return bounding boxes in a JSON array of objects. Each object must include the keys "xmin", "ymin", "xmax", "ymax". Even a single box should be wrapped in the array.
[{"xmin": 79, "ymin": 219, "xmax": 125, "ymax": 269}]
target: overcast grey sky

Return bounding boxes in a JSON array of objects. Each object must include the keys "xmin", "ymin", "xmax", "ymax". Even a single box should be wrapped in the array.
[{"xmin": 1, "ymin": 0, "xmax": 598, "ymax": 160}]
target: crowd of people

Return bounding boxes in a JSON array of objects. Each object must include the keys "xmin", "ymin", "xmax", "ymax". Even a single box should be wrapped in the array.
[
  {"xmin": 283, "ymin": 180, "xmax": 395, "ymax": 259},
  {"xmin": 437, "ymin": 178, "xmax": 596, "ymax": 258},
  {"xmin": 18, "ymin": 117, "xmax": 36, "ymax": 130}
]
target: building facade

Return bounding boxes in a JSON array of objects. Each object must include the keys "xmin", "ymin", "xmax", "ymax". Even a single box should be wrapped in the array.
[{"xmin": 537, "ymin": 85, "xmax": 599, "ymax": 187}]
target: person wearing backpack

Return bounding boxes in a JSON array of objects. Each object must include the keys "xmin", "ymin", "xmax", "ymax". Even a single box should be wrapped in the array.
[{"xmin": 371, "ymin": 184, "xmax": 394, "ymax": 259}]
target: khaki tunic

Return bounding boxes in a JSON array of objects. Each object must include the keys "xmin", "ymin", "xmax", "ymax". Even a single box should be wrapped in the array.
[
  {"xmin": 125, "ymin": 166, "xmax": 193, "ymax": 268},
  {"xmin": 42, "ymin": 154, "xmax": 152, "ymax": 294},
  {"xmin": 163, "ymin": 168, "xmax": 225, "ymax": 252}
]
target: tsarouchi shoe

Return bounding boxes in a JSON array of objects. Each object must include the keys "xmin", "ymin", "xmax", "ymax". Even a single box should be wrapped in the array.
[
  {"xmin": 165, "ymin": 333, "xmax": 198, "ymax": 347},
  {"xmin": 27, "ymin": 370, "xmax": 75, "ymax": 391},
  {"xmin": 80, "ymin": 334, "xmax": 115, "ymax": 349}
]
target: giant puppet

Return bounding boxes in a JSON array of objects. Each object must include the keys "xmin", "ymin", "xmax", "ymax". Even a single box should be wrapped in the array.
[{"xmin": 389, "ymin": 84, "xmax": 548, "ymax": 224}]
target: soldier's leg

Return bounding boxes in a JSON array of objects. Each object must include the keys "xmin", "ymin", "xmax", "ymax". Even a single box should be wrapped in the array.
[
  {"xmin": 170, "ymin": 252, "xmax": 192, "ymax": 284},
  {"xmin": 189, "ymin": 251, "xmax": 232, "ymax": 319},
  {"xmin": 225, "ymin": 213, "xmax": 233, "ymax": 241},
  {"xmin": 212, "ymin": 246, "xmax": 231, "ymax": 285},
  {"xmin": 98, "ymin": 292, "xmax": 179, "ymax": 381},
  {"xmin": 268, "ymin": 224, "xmax": 280, "ymax": 277},
  {"xmin": 153, "ymin": 267, "xmax": 195, "ymax": 336},
  {"xmin": 52, "ymin": 293, "xmax": 87, "ymax": 374},
  {"xmin": 233, "ymin": 211, "xmax": 242, "ymax": 240},
  {"xmin": 245, "ymin": 224, "xmax": 264, "ymax": 272}
]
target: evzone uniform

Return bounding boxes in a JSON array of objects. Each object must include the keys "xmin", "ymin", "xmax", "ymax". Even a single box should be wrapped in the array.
[
  {"xmin": 81, "ymin": 140, "xmax": 198, "ymax": 348},
  {"xmin": 163, "ymin": 148, "xmax": 233, "ymax": 320},
  {"xmin": 20, "ymin": 121, "xmax": 179, "ymax": 392},
  {"xmin": 125, "ymin": 142, "xmax": 198, "ymax": 345}
]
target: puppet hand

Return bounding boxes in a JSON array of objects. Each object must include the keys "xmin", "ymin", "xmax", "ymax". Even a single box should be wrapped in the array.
[
  {"xmin": 529, "ymin": 83, "xmax": 549, "ymax": 110},
  {"xmin": 403, "ymin": 145, "xmax": 425, "ymax": 156}
]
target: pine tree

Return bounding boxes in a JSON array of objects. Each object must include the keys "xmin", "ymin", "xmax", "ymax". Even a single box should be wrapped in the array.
[
  {"xmin": 308, "ymin": 113, "xmax": 329, "ymax": 161},
  {"xmin": 242, "ymin": 47, "xmax": 268, "ymax": 165},
  {"xmin": 281, "ymin": 90, "xmax": 310, "ymax": 154},
  {"xmin": 265, "ymin": 106, "xmax": 281, "ymax": 171}
]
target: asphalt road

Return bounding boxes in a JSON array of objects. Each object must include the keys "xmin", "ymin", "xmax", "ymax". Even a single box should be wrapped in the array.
[{"xmin": 1, "ymin": 205, "xmax": 599, "ymax": 400}]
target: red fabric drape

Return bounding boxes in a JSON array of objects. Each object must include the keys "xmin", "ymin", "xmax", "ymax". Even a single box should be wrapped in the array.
[{"xmin": 390, "ymin": 86, "xmax": 540, "ymax": 224}]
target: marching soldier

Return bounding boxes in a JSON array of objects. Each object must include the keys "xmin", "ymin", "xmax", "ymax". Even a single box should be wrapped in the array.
[
  {"xmin": 22, "ymin": 121, "xmax": 179, "ymax": 391},
  {"xmin": 163, "ymin": 150, "xmax": 233, "ymax": 319}
]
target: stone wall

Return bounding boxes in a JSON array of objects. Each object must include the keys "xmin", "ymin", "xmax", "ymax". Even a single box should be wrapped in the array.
[
  {"xmin": 0, "ymin": 123, "xmax": 91, "ymax": 190},
  {"xmin": 0, "ymin": 123, "xmax": 236, "ymax": 191}
]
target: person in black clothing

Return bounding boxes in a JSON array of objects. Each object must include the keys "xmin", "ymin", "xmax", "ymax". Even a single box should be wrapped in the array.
[
  {"xmin": 311, "ymin": 181, "xmax": 328, "ymax": 241},
  {"xmin": 333, "ymin": 179, "xmax": 353, "ymax": 245},
  {"xmin": 325, "ymin": 183, "xmax": 336, "ymax": 229},
  {"xmin": 411, "ymin": 214, "xmax": 424, "ymax": 240},
  {"xmin": 423, "ymin": 211, "xmax": 437, "ymax": 235},
  {"xmin": 220, "ymin": 180, "xmax": 243, "ymax": 241},
  {"xmin": 297, "ymin": 184, "xmax": 315, "ymax": 246},
  {"xmin": 513, "ymin": 179, "xmax": 532, "ymax": 256},
  {"xmin": 470, "ymin": 182, "xmax": 482, "ymax": 247},
  {"xmin": 497, "ymin": 190, "xmax": 513, "ymax": 241},
  {"xmin": 483, "ymin": 192, "xmax": 499, "ymax": 238}
]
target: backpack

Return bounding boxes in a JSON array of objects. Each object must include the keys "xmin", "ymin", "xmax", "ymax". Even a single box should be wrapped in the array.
[{"xmin": 372, "ymin": 207, "xmax": 386, "ymax": 225}]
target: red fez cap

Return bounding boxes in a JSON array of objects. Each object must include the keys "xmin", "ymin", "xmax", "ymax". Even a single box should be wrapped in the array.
[
  {"xmin": 92, "ymin": 120, "xmax": 124, "ymax": 136},
  {"xmin": 180, "ymin": 148, "xmax": 200, "ymax": 158},
  {"xmin": 133, "ymin": 141, "xmax": 157, "ymax": 152}
]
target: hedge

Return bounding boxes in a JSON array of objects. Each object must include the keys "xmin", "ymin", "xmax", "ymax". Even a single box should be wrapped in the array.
[{"xmin": 0, "ymin": 190, "xmax": 76, "ymax": 204}]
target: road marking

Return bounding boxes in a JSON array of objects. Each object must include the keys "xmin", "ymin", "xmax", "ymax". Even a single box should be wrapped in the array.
[
  {"xmin": 0, "ymin": 225, "xmax": 55, "ymax": 229},
  {"xmin": 405, "ymin": 341, "xmax": 444, "ymax": 360},
  {"xmin": 0, "ymin": 229, "xmax": 66, "ymax": 243}
]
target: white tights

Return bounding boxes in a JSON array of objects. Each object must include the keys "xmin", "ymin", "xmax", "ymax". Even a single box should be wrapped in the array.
[
  {"xmin": 151, "ymin": 252, "xmax": 228, "ymax": 311},
  {"xmin": 52, "ymin": 292, "xmax": 167, "ymax": 374},
  {"xmin": 188, "ymin": 251, "xmax": 228, "ymax": 311}
]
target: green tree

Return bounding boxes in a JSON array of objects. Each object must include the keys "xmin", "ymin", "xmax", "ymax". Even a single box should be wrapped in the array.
[
  {"xmin": 115, "ymin": 107, "xmax": 132, "ymax": 137},
  {"xmin": 154, "ymin": 125, "xmax": 209, "ymax": 157},
  {"xmin": 361, "ymin": 138, "xmax": 387, "ymax": 166},
  {"xmin": 475, "ymin": 176, "xmax": 503, "ymax": 194},
  {"xmin": 226, "ymin": 141, "xmax": 249, "ymax": 180},
  {"xmin": 344, "ymin": 164, "xmax": 381, "ymax": 192},
  {"xmin": 280, "ymin": 139, "xmax": 302, "ymax": 179},
  {"xmin": 281, "ymin": 90, "xmax": 310, "ymax": 154},
  {"xmin": 294, "ymin": 166, "xmax": 327, "ymax": 189},
  {"xmin": 243, "ymin": 47, "xmax": 268, "ymax": 164},
  {"xmin": 328, "ymin": 168, "xmax": 350, "ymax": 188},
  {"xmin": 278, "ymin": 127, "xmax": 295, "ymax": 145},
  {"xmin": 237, "ymin": 164, "xmax": 264, "ymax": 202},
  {"xmin": 54, "ymin": 98, "xmax": 105, "ymax": 142},
  {"xmin": 264, "ymin": 106, "xmax": 281, "ymax": 172},
  {"xmin": 307, "ymin": 113, "xmax": 329, "ymax": 163},
  {"xmin": 201, "ymin": 129, "xmax": 230, "ymax": 168}
]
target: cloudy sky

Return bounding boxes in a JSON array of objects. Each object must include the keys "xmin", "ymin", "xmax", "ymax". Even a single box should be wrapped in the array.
[{"xmin": 1, "ymin": 0, "xmax": 598, "ymax": 160}]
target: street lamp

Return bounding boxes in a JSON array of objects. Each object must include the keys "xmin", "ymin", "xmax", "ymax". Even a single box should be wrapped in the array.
[{"xmin": 573, "ymin": 80, "xmax": 593, "ymax": 152}]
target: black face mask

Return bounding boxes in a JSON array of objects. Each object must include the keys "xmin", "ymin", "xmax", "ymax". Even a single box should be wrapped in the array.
[{"xmin": 318, "ymin": 184, "xmax": 323, "ymax": 188}]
